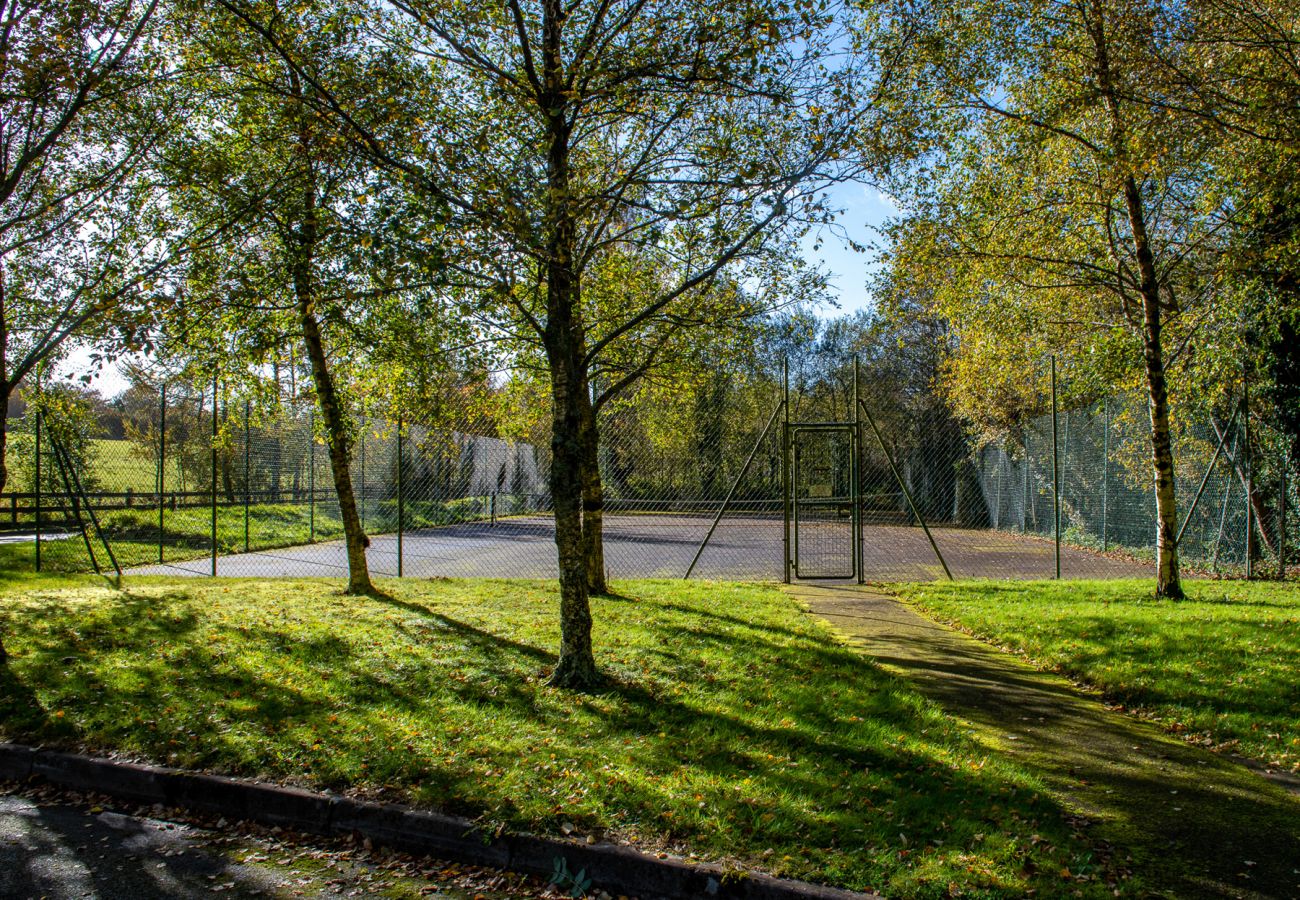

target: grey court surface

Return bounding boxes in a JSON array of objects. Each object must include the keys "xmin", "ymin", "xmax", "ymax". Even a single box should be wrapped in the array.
[{"xmin": 124, "ymin": 514, "xmax": 1150, "ymax": 581}]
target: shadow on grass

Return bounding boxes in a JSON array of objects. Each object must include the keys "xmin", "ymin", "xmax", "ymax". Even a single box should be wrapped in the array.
[
  {"xmin": 809, "ymin": 584, "xmax": 1300, "ymax": 898},
  {"xmin": 3, "ymin": 579, "xmax": 1164, "ymax": 896}
]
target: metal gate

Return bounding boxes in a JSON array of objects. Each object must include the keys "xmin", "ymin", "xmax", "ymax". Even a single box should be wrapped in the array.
[
  {"xmin": 684, "ymin": 359, "xmax": 951, "ymax": 584},
  {"xmin": 790, "ymin": 425, "xmax": 858, "ymax": 580}
]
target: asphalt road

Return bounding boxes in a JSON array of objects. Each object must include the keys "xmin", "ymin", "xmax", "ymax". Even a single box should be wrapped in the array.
[{"xmin": 0, "ymin": 787, "xmax": 551, "ymax": 899}]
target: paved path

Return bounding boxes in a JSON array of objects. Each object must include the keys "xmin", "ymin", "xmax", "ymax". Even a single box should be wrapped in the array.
[
  {"xmin": 791, "ymin": 583, "xmax": 1300, "ymax": 899},
  {"xmin": 0, "ymin": 787, "xmax": 542, "ymax": 899}
]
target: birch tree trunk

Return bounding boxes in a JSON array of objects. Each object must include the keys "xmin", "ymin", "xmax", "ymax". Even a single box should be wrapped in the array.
[{"xmin": 1090, "ymin": 0, "xmax": 1184, "ymax": 598}]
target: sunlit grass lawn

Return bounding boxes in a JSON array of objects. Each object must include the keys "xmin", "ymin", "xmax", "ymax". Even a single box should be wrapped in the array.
[
  {"xmin": 87, "ymin": 439, "xmax": 159, "ymax": 492},
  {"xmin": 892, "ymin": 579, "xmax": 1300, "ymax": 772},
  {"xmin": 0, "ymin": 576, "xmax": 1127, "ymax": 897},
  {"xmin": 7, "ymin": 496, "xmax": 500, "ymax": 574},
  {"xmin": 1, "ymin": 505, "xmax": 347, "ymax": 573}
]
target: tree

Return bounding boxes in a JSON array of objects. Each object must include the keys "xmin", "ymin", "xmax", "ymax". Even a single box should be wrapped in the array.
[
  {"xmin": 0, "ymin": 0, "xmax": 178, "ymax": 663},
  {"xmin": 160, "ymin": 0, "xmax": 436, "ymax": 594},
  {"xmin": 217, "ymin": 0, "xmax": 885, "ymax": 686},
  {"xmin": 876, "ymin": 0, "xmax": 1238, "ymax": 597},
  {"xmin": 0, "ymin": 0, "xmax": 174, "ymax": 505}
]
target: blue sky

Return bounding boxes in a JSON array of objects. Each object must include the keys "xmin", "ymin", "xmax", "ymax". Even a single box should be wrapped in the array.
[
  {"xmin": 802, "ymin": 180, "xmax": 898, "ymax": 315},
  {"xmin": 61, "ymin": 184, "xmax": 894, "ymax": 396}
]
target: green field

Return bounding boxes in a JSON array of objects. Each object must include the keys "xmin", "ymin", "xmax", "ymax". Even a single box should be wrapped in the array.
[
  {"xmin": 892, "ymin": 579, "xmax": 1300, "ymax": 772},
  {"xmin": 11, "ymin": 492, "xmax": 519, "ymax": 574},
  {"xmin": 20, "ymin": 502, "xmax": 346, "ymax": 572},
  {"xmin": 89, "ymin": 439, "xmax": 163, "ymax": 492},
  {"xmin": 0, "ymin": 575, "xmax": 1134, "ymax": 897}
]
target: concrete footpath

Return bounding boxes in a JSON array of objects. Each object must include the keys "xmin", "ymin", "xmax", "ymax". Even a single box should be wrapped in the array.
[{"xmin": 791, "ymin": 584, "xmax": 1300, "ymax": 900}]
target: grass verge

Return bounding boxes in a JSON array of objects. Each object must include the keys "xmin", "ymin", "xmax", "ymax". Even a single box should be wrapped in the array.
[
  {"xmin": 5, "ymin": 495, "xmax": 521, "ymax": 574},
  {"xmin": 1, "ymin": 575, "xmax": 1128, "ymax": 897},
  {"xmin": 891, "ymin": 578, "xmax": 1300, "ymax": 772}
]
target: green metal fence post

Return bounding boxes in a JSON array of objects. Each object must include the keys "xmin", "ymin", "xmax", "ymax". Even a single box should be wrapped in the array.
[
  {"xmin": 397, "ymin": 415, "xmax": 404, "ymax": 578},
  {"xmin": 782, "ymin": 357, "xmax": 791, "ymax": 585},
  {"xmin": 360, "ymin": 427, "xmax": 366, "ymax": 531},
  {"xmin": 1280, "ymin": 451, "xmax": 1287, "ymax": 579},
  {"xmin": 211, "ymin": 377, "xmax": 218, "ymax": 577},
  {"xmin": 158, "ymin": 385, "xmax": 166, "ymax": 563},
  {"xmin": 1212, "ymin": 426, "xmax": 1237, "ymax": 571},
  {"xmin": 860, "ymin": 398, "xmax": 953, "ymax": 580},
  {"xmin": 1102, "ymin": 398, "xmax": 1109, "ymax": 551},
  {"xmin": 1022, "ymin": 431, "xmax": 1029, "ymax": 533},
  {"xmin": 309, "ymin": 411, "xmax": 316, "ymax": 541},
  {"xmin": 1051, "ymin": 356, "xmax": 1061, "ymax": 579},
  {"xmin": 685, "ymin": 399, "xmax": 786, "ymax": 579},
  {"xmin": 244, "ymin": 398, "xmax": 251, "ymax": 553},
  {"xmin": 1176, "ymin": 403, "xmax": 1241, "ymax": 549},
  {"xmin": 1244, "ymin": 375, "xmax": 1254, "ymax": 579},
  {"xmin": 34, "ymin": 411, "xmax": 42, "ymax": 572},
  {"xmin": 854, "ymin": 355, "xmax": 863, "ymax": 584},
  {"xmin": 56, "ymin": 431, "xmax": 120, "ymax": 576},
  {"xmin": 49, "ymin": 428, "xmax": 100, "ymax": 574}
]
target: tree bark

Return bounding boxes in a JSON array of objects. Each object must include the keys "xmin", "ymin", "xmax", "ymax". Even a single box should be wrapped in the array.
[
  {"xmin": 1, "ymin": 260, "xmax": 9, "ymax": 661},
  {"xmin": 542, "ymin": 0, "xmax": 601, "ymax": 688},
  {"xmin": 1133, "ymin": 231, "xmax": 1184, "ymax": 598},
  {"xmin": 0, "ymin": 260, "xmax": 8, "ymax": 499},
  {"xmin": 298, "ymin": 297, "xmax": 372, "ymax": 595},
  {"xmin": 547, "ymin": 339, "xmax": 600, "ymax": 688},
  {"xmin": 580, "ymin": 395, "xmax": 607, "ymax": 594},
  {"xmin": 0, "ymin": 393, "xmax": 7, "ymax": 662},
  {"xmin": 1090, "ymin": 0, "xmax": 1184, "ymax": 598},
  {"xmin": 289, "ymin": 72, "xmax": 373, "ymax": 596}
]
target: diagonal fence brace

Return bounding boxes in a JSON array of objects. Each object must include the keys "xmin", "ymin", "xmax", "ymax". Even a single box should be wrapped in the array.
[
  {"xmin": 859, "ymin": 399, "xmax": 953, "ymax": 581},
  {"xmin": 684, "ymin": 399, "xmax": 786, "ymax": 579},
  {"xmin": 1175, "ymin": 402, "xmax": 1241, "ymax": 549}
]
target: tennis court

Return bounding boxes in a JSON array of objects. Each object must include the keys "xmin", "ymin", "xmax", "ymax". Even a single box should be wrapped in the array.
[{"xmin": 124, "ymin": 512, "xmax": 1150, "ymax": 581}]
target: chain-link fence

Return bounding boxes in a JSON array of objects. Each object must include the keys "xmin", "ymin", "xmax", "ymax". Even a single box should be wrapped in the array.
[
  {"xmin": 977, "ymin": 396, "xmax": 1291, "ymax": 576},
  {"xmin": 2, "ymin": 368, "xmax": 1293, "ymax": 582}
]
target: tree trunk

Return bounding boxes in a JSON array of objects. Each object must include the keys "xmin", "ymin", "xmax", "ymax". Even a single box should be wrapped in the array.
[
  {"xmin": 299, "ymin": 300, "xmax": 372, "ymax": 595},
  {"xmin": 0, "ymin": 395, "xmax": 7, "ymax": 504},
  {"xmin": 1, "ymin": 262, "xmax": 9, "ymax": 661},
  {"xmin": 543, "ymin": 0, "xmax": 601, "ymax": 688},
  {"xmin": 0, "ymin": 262, "xmax": 8, "ymax": 499},
  {"xmin": 0, "ymin": 404, "xmax": 8, "ymax": 660},
  {"xmin": 1128, "ymin": 175, "xmax": 1183, "ymax": 598},
  {"xmin": 1090, "ymin": 0, "xmax": 1183, "ymax": 598},
  {"xmin": 580, "ymin": 395, "xmax": 607, "ymax": 594},
  {"xmin": 547, "ymin": 342, "xmax": 600, "ymax": 688},
  {"xmin": 287, "ymin": 70, "xmax": 372, "ymax": 596}
]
